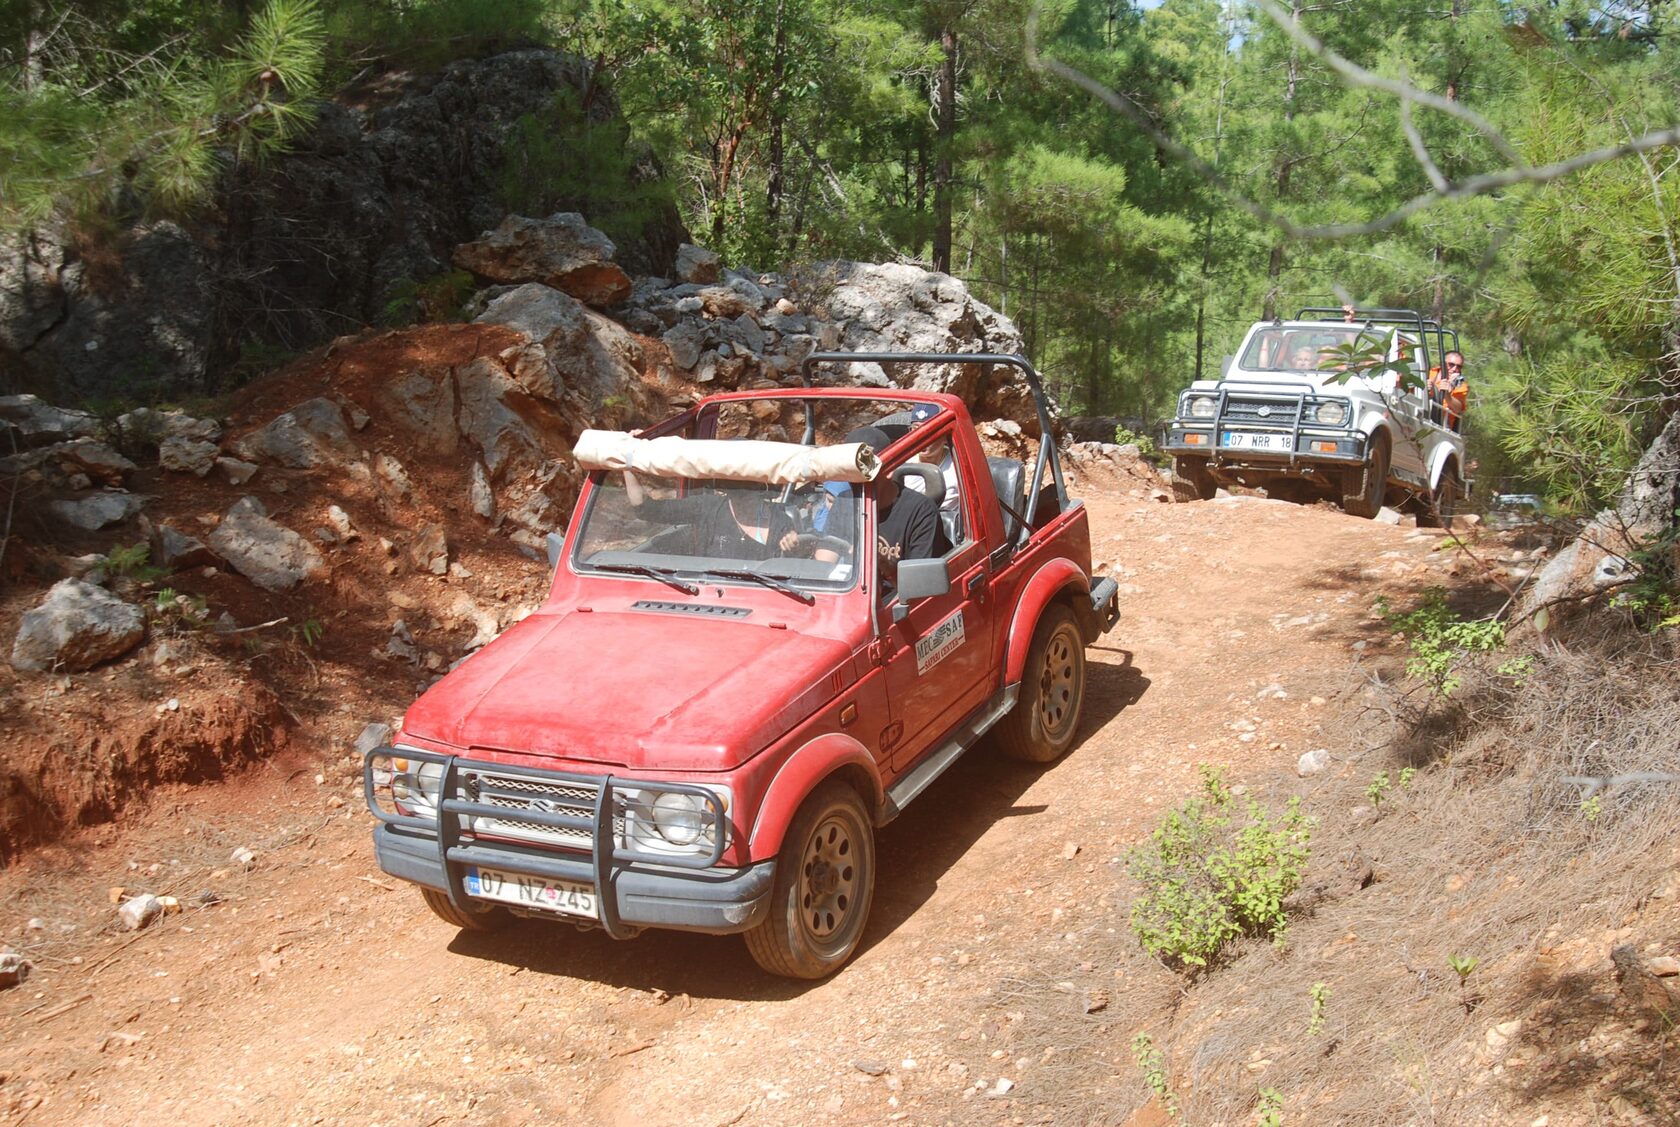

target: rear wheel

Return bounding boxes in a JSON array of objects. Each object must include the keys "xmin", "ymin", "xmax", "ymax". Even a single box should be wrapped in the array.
[
  {"xmin": 1170, "ymin": 457, "xmax": 1217, "ymax": 503},
  {"xmin": 420, "ymin": 887, "xmax": 508, "ymax": 932},
  {"xmin": 1418, "ymin": 469, "xmax": 1461, "ymax": 529},
  {"xmin": 745, "ymin": 781, "xmax": 876, "ymax": 979},
  {"xmin": 996, "ymin": 605, "xmax": 1087, "ymax": 764},
  {"xmin": 1340, "ymin": 434, "xmax": 1390, "ymax": 519}
]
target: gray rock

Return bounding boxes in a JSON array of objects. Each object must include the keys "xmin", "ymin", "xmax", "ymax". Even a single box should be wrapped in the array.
[
  {"xmin": 473, "ymin": 284, "xmax": 640, "ymax": 412},
  {"xmin": 49, "ymin": 491, "xmax": 145, "ymax": 530},
  {"xmin": 0, "ymin": 951, "xmax": 31, "ymax": 989},
  {"xmin": 152, "ymin": 525, "xmax": 217, "ymax": 570},
  {"xmin": 378, "ymin": 368, "xmax": 459, "ymax": 453},
  {"xmin": 326, "ymin": 505, "xmax": 358, "ymax": 541},
  {"xmin": 11, "ymin": 578, "xmax": 146, "ymax": 672},
  {"xmin": 453, "ymin": 212, "xmax": 632, "ymax": 308},
  {"xmin": 662, "ymin": 321, "xmax": 707, "ymax": 370},
  {"xmin": 1297, "ymin": 748, "xmax": 1331, "ymax": 777},
  {"xmin": 159, "ymin": 437, "xmax": 220, "ymax": 476},
  {"xmin": 0, "ymin": 394, "xmax": 98, "ymax": 448},
  {"xmin": 117, "ymin": 893, "xmax": 163, "ymax": 931},
  {"xmin": 215, "ymin": 457, "xmax": 258, "ymax": 485},
  {"xmin": 470, "ymin": 461, "xmax": 495, "ymax": 519},
  {"xmin": 206, "ymin": 496, "xmax": 328, "ymax": 592},
  {"xmin": 454, "ymin": 358, "xmax": 545, "ymax": 481},
  {"xmin": 117, "ymin": 406, "xmax": 222, "ymax": 444},
  {"xmin": 354, "ymin": 722, "xmax": 393, "ymax": 757},
  {"xmin": 674, "ymin": 243, "xmax": 721, "ymax": 285},
  {"xmin": 723, "ymin": 313, "xmax": 767, "ymax": 356},
  {"xmin": 57, "ymin": 440, "xmax": 136, "ymax": 486},
  {"xmin": 236, "ymin": 398, "xmax": 359, "ymax": 468},
  {"xmin": 1375, "ymin": 507, "xmax": 1403, "ymax": 525}
]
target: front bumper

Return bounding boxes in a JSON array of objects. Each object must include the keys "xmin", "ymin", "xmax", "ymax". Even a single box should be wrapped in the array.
[
  {"xmin": 365, "ymin": 748, "xmax": 774, "ymax": 937},
  {"xmin": 1163, "ymin": 423, "xmax": 1366, "ymax": 467},
  {"xmin": 372, "ymin": 823, "xmax": 775, "ymax": 935}
]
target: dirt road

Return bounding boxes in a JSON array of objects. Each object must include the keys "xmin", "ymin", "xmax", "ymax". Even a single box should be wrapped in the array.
[{"xmin": 0, "ymin": 484, "xmax": 1480, "ymax": 1126}]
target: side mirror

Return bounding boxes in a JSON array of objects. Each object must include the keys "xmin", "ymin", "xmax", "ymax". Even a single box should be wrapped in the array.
[
  {"xmin": 894, "ymin": 557, "xmax": 951, "ymax": 608},
  {"xmin": 545, "ymin": 532, "xmax": 564, "ymax": 571}
]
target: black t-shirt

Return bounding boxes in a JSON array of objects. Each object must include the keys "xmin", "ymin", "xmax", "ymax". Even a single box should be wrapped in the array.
[{"xmin": 875, "ymin": 486, "xmax": 939, "ymax": 586}]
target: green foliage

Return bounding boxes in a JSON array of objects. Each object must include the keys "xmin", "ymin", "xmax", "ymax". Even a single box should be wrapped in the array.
[
  {"xmin": 1365, "ymin": 772, "xmax": 1391, "ymax": 812},
  {"xmin": 1130, "ymin": 1032, "xmax": 1179, "ymax": 1119},
  {"xmin": 1256, "ymin": 1087, "xmax": 1284, "ymax": 1127},
  {"xmin": 1398, "ymin": 766, "xmax": 1416, "ymax": 790},
  {"xmin": 104, "ymin": 541, "xmax": 166, "ymax": 582},
  {"xmin": 1377, "ymin": 589, "xmax": 1506, "ymax": 696},
  {"xmin": 1128, "ymin": 765, "xmax": 1314, "ymax": 969},
  {"xmin": 1, "ymin": 0, "xmax": 326, "ymax": 229},
  {"xmin": 1613, "ymin": 509, "xmax": 1680, "ymax": 631},
  {"xmin": 1448, "ymin": 954, "xmax": 1479, "ymax": 984},
  {"xmin": 1497, "ymin": 654, "xmax": 1536, "ymax": 686},
  {"xmin": 1580, "ymin": 794, "xmax": 1603, "ymax": 823},
  {"xmin": 1114, "ymin": 425, "xmax": 1157, "ymax": 457},
  {"xmin": 292, "ymin": 617, "xmax": 324, "ymax": 648},
  {"xmin": 151, "ymin": 587, "xmax": 210, "ymax": 632},
  {"xmin": 1307, "ymin": 982, "xmax": 1330, "ymax": 1037},
  {"xmin": 380, "ymin": 269, "xmax": 475, "ymax": 327}
]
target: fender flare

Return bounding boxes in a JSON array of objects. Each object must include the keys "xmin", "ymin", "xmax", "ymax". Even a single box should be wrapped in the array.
[
  {"xmin": 1003, "ymin": 557, "xmax": 1090, "ymax": 685},
  {"xmin": 1426, "ymin": 444, "xmax": 1462, "ymax": 492},
  {"xmin": 747, "ymin": 733, "xmax": 883, "ymax": 860}
]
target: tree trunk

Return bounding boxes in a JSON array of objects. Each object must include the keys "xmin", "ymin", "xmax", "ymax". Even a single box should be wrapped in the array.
[
  {"xmin": 1263, "ymin": 1, "xmax": 1303, "ymax": 321},
  {"xmin": 932, "ymin": 25, "xmax": 957, "ymax": 274},
  {"xmin": 765, "ymin": 0, "xmax": 788, "ymax": 235},
  {"xmin": 23, "ymin": 0, "xmax": 46, "ymax": 92}
]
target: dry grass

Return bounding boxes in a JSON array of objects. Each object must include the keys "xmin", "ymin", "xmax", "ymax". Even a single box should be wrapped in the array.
[{"xmin": 998, "ymin": 618, "xmax": 1680, "ymax": 1126}]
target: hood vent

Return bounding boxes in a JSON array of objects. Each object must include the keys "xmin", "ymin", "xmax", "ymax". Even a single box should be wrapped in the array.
[{"xmin": 630, "ymin": 600, "xmax": 752, "ymax": 619}]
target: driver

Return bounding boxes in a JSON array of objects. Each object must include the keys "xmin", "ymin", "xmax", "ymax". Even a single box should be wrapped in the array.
[{"xmin": 623, "ymin": 471, "xmax": 801, "ymax": 560}]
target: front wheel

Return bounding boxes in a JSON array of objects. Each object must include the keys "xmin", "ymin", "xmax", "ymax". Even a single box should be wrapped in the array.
[
  {"xmin": 1170, "ymin": 457, "xmax": 1217, "ymax": 503},
  {"xmin": 420, "ymin": 887, "xmax": 508, "ymax": 932},
  {"xmin": 744, "ymin": 781, "xmax": 876, "ymax": 979},
  {"xmin": 996, "ymin": 604, "xmax": 1088, "ymax": 764},
  {"xmin": 1340, "ymin": 435, "xmax": 1390, "ymax": 519}
]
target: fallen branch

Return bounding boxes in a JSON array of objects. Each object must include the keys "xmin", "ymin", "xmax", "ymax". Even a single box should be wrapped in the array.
[
  {"xmin": 33, "ymin": 992, "xmax": 94, "ymax": 1023},
  {"xmin": 215, "ymin": 616, "xmax": 290, "ymax": 635}
]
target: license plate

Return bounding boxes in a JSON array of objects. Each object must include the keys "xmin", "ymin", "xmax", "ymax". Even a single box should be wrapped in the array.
[
  {"xmin": 1221, "ymin": 431, "xmax": 1293, "ymax": 452},
  {"xmin": 465, "ymin": 866, "xmax": 598, "ymax": 919}
]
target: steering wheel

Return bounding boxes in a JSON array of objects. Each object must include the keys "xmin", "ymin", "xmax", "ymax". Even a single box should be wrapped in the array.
[{"xmin": 794, "ymin": 533, "xmax": 855, "ymax": 559}]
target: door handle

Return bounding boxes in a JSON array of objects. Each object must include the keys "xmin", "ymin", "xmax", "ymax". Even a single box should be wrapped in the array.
[{"xmin": 966, "ymin": 571, "xmax": 986, "ymax": 595}]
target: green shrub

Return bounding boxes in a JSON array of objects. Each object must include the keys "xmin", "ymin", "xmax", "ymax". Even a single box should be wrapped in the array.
[
  {"xmin": 1128, "ymin": 766, "xmax": 1313, "ymax": 969},
  {"xmin": 1114, "ymin": 424, "xmax": 1157, "ymax": 457},
  {"xmin": 1376, "ymin": 588, "xmax": 1505, "ymax": 696},
  {"xmin": 380, "ymin": 268, "xmax": 476, "ymax": 326}
]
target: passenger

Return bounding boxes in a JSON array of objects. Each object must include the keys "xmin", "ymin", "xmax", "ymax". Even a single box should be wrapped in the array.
[
  {"xmin": 905, "ymin": 403, "xmax": 962, "ymax": 524},
  {"xmin": 1428, "ymin": 351, "xmax": 1468, "ymax": 432},
  {"xmin": 846, "ymin": 425, "xmax": 939, "ymax": 592},
  {"xmin": 1286, "ymin": 342, "xmax": 1318, "ymax": 372}
]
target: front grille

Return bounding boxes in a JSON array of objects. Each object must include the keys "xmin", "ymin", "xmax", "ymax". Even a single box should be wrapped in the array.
[
  {"xmin": 1224, "ymin": 398, "xmax": 1301, "ymax": 426},
  {"xmin": 460, "ymin": 768, "xmax": 621, "ymax": 849}
]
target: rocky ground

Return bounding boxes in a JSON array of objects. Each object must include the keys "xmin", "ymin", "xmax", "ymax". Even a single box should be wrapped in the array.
[{"xmin": 10, "ymin": 461, "xmax": 1669, "ymax": 1127}]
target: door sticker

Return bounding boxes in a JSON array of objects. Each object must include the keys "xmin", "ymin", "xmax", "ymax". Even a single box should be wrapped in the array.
[{"xmin": 915, "ymin": 609, "xmax": 966, "ymax": 674}]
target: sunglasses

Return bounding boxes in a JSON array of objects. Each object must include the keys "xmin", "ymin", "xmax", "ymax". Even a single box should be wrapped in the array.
[{"xmin": 1445, "ymin": 362, "xmax": 1463, "ymax": 369}]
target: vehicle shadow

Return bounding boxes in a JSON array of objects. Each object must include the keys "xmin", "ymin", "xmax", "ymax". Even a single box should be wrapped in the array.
[{"xmin": 447, "ymin": 651, "xmax": 1153, "ymax": 1002}]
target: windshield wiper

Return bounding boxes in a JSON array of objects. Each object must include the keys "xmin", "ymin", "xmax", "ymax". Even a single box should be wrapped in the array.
[
  {"xmin": 593, "ymin": 562, "xmax": 700, "ymax": 594},
  {"xmin": 700, "ymin": 568, "xmax": 815, "ymax": 605}
]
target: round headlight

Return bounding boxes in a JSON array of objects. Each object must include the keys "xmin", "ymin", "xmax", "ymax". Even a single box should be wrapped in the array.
[
  {"xmin": 1188, "ymin": 396, "xmax": 1216, "ymax": 419},
  {"xmin": 651, "ymin": 792, "xmax": 704, "ymax": 846},
  {"xmin": 391, "ymin": 758, "xmax": 443, "ymax": 817},
  {"xmin": 1315, "ymin": 401, "xmax": 1348, "ymax": 425}
]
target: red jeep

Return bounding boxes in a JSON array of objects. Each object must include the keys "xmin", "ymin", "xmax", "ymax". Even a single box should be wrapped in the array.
[{"xmin": 364, "ymin": 352, "xmax": 1120, "ymax": 978}]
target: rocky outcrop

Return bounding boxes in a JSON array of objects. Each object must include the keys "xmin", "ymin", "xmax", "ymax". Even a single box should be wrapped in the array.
[
  {"xmin": 11, "ymin": 579, "xmax": 146, "ymax": 672},
  {"xmin": 1, "ymin": 49, "xmax": 685, "ymax": 401},
  {"xmin": 453, "ymin": 213, "xmax": 633, "ymax": 308},
  {"xmin": 235, "ymin": 398, "xmax": 360, "ymax": 469}
]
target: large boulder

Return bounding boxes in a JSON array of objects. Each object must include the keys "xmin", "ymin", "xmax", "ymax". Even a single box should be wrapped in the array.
[
  {"xmin": 207, "ymin": 496, "xmax": 328, "ymax": 592},
  {"xmin": 453, "ymin": 214, "xmax": 633, "ymax": 308},
  {"xmin": 48, "ymin": 491, "xmax": 145, "ymax": 530},
  {"xmin": 11, "ymin": 579, "xmax": 146, "ymax": 672},
  {"xmin": 0, "ymin": 394, "xmax": 98, "ymax": 448},
  {"xmin": 474, "ymin": 283, "xmax": 641, "ymax": 410}
]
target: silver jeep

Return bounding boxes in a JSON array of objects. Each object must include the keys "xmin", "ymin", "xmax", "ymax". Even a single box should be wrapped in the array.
[{"xmin": 1162, "ymin": 307, "xmax": 1471, "ymax": 526}]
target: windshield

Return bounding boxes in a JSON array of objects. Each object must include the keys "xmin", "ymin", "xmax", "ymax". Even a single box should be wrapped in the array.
[
  {"xmin": 572, "ymin": 395, "xmax": 939, "ymax": 594},
  {"xmin": 1239, "ymin": 325, "xmax": 1400, "ymax": 374}
]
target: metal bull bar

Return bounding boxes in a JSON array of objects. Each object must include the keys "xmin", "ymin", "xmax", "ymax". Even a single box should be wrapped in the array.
[{"xmin": 364, "ymin": 747, "xmax": 728, "ymax": 940}]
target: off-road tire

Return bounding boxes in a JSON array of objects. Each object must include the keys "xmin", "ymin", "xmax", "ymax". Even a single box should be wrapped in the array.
[
  {"xmin": 1170, "ymin": 457, "xmax": 1217, "ymax": 503},
  {"xmin": 1417, "ymin": 469, "xmax": 1461, "ymax": 529},
  {"xmin": 1340, "ymin": 434, "xmax": 1390, "ymax": 520},
  {"xmin": 744, "ymin": 781, "xmax": 876, "ymax": 979},
  {"xmin": 995, "ymin": 604, "xmax": 1087, "ymax": 764},
  {"xmin": 420, "ymin": 887, "xmax": 508, "ymax": 932}
]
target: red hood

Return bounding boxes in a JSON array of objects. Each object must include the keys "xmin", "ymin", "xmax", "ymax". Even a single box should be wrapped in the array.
[{"xmin": 401, "ymin": 609, "xmax": 853, "ymax": 770}]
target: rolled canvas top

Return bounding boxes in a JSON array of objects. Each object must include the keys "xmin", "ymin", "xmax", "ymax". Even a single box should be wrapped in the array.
[{"xmin": 574, "ymin": 430, "xmax": 881, "ymax": 485}]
